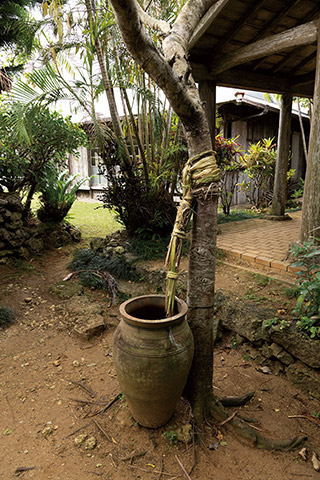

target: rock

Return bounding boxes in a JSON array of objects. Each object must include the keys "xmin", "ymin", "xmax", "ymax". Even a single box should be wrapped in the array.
[
  {"xmin": 25, "ymin": 237, "xmax": 44, "ymax": 253},
  {"xmin": 286, "ymin": 362, "xmax": 320, "ymax": 399},
  {"xmin": 90, "ymin": 237, "xmax": 109, "ymax": 252},
  {"xmin": 83, "ymin": 436, "xmax": 97, "ymax": 450},
  {"xmin": 50, "ymin": 282, "xmax": 83, "ymax": 299},
  {"xmin": 74, "ymin": 433, "xmax": 88, "ymax": 446},
  {"xmin": 41, "ymin": 425, "xmax": 53, "ymax": 437},
  {"xmin": 74, "ymin": 315, "xmax": 106, "ymax": 339},
  {"xmin": 117, "ymin": 280, "xmax": 149, "ymax": 297},
  {"xmin": 269, "ymin": 324, "xmax": 320, "ymax": 368},
  {"xmin": 220, "ymin": 302, "xmax": 271, "ymax": 343},
  {"xmin": 269, "ymin": 342, "xmax": 294, "ymax": 366},
  {"xmin": 176, "ymin": 424, "xmax": 192, "ymax": 443},
  {"xmin": 114, "ymin": 245, "xmax": 125, "ymax": 255}
]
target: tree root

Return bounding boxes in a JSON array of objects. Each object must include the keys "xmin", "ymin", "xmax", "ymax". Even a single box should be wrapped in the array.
[
  {"xmin": 220, "ymin": 391, "xmax": 255, "ymax": 407},
  {"xmin": 209, "ymin": 396, "xmax": 307, "ymax": 451}
]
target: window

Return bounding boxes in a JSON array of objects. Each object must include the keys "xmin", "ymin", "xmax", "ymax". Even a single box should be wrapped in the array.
[{"xmin": 90, "ymin": 150, "xmax": 107, "ymax": 186}]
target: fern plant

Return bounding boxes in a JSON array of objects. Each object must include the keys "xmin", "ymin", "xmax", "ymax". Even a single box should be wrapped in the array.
[{"xmin": 37, "ymin": 169, "xmax": 89, "ymax": 223}]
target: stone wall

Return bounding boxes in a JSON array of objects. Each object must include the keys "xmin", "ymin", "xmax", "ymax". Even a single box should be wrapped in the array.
[
  {"xmin": 218, "ymin": 297, "xmax": 320, "ymax": 400},
  {"xmin": 0, "ymin": 192, "xmax": 80, "ymax": 262}
]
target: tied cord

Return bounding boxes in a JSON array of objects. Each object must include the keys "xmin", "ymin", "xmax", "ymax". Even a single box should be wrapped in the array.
[{"xmin": 165, "ymin": 150, "xmax": 220, "ymax": 317}]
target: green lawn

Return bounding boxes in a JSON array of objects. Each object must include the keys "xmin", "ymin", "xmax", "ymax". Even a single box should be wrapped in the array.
[{"xmin": 67, "ymin": 201, "xmax": 122, "ymax": 239}]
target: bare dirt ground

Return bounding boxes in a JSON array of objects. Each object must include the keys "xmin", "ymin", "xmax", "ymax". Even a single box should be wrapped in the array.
[{"xmin": 0, "ymin": 242, "xmax": 320, "ymax": 480}]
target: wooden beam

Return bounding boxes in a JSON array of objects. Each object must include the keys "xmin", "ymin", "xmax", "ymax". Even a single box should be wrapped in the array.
[
  {"xmin": 271, "ymin": 93, "xmax": 292, "ymax": 216},
  {"xmin": 209, "ymin": 20, "xmax": 318, "ymax": 75},
  {"xmin": 190, "ymin": 61, "xmax": 314, "ymax": 97},
  {"xmin": 198, "ymin": 80, "xmax": 216, "ymax": 147},
  {"xmin": 272, "ymin": 6, "xmax": 320, "ymax": 74},
  {"xmin": 292, "ymin": 72, "xmax": 316, "ymax": 88},
  {"xmin": 188, "ymin": 0, "xmax": 231, "ymax": 49}
]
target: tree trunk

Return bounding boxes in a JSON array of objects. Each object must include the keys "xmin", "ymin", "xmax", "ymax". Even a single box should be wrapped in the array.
[
  {"xmin": 271, "ymin": 93, "xmax": 292, "ymax": 217},
  {"xmin": 300, "ymin": 25, "xmax": 320, "ymax": 244}
]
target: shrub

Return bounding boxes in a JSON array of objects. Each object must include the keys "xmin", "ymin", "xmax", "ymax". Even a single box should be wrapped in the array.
[
  {"xmin": 290, "ymin": 240, "xmax": 320, "ymax": 338},
  {"xmin": 0, "ymin": 306, "xmax": 15, "ymax": 329},
  {"xmin": 215, "ymin": 135, "xmax": 243, "ymax": 216},
  {"xmin": 238, "ymin": 138, "xmax": 276, "ymax": 209},
  {"xmin": 37, "ymin": 169, "xmax": 89, "ymax": 223}
]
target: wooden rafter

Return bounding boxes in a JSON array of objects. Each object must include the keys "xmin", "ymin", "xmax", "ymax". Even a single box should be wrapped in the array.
[
  {"xmin": 254, "ymin": 4, "xmax": 320, "ymax": 72},
  {"xmin": 288, "ymin": 51, "xmax": 317, "ymax": 76},
  {"xmin": 209, "ymin": 20, "xmax": 318, "ymax": 75},
  {"xmin": 188, "ymin": 0, "xmax": 231, "ymax": 49},
  {"xmin": 212, "ymin": 0, "xmax": 267, "ymax": 53},
  {"xmin": 251, "ymin": 0, "xmax": 301, "ymax": 43}
]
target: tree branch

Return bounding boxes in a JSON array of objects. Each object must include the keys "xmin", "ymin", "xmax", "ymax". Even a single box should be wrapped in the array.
[
  {"xmin": 136, "ymin": 3, "xmax": 171, "ymax": 35},
  {"xmin": 109, "ymin": 0, "xmax": 201, "ymax": 124}
]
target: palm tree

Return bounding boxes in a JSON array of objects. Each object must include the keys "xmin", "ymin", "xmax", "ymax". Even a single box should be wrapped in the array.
[{"xmin": 0, "ymin": 0, "xmax": 41, "ymax": 90}]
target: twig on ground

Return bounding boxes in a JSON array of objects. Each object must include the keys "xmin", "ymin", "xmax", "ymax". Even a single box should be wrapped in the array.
[
  {"xmin": 93, "ymin": 419, "xmax": 112, "ymax": 442},
  {"xmin": 175, "ymin": 455, "xmax": 193, "ymax": 480},
  {"xmin": 119, "ymin": 450, "xmax": 147, "ymax": 462},
  {"xmin": 66, "ymin": 379, "xmax": 96, "ymax": 398},
  {"xmin": 288, "ymin": 415, "xmax": 320, "ymax": 426},
  {"xmin": 63, "ymin": 422, "xmax": 92, "ymax": 439},
  {"xmin": 217, "ymin": 411, "xmax": 237, "ymax": 426},
  {"xmin": 158, "ymin": 457, "xmax": 164, "ymax": 480},
  {"xmin": 127, "ymin": 464, "xmax": 180, "ymax": 477},
  {"xmin": 14, "ymin": 467, "xmax": 36, "ymax": 476},
  {"xmin": 93, "ymin": 393, "xmax": 122, "ymax": 416}
]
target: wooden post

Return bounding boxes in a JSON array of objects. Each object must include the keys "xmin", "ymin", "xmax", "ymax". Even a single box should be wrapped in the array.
[
  {"xmin": 198, "ymin": 80, "xmax": 216, "ymax": 148},
  {"xmin": 300, "ymin": 22, "xmax": 320, "ymax": 243},
  {"xmin": 271, "ymin": 93, "xmax": 292, "ymax": 217}
]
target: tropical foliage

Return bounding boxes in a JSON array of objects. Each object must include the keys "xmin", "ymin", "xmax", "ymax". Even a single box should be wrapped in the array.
[
  {"xmin": 238, "ymin": 137, "xmax": 277, "ymax": 209},
  {"xmin": 290, "ymin": 240, "xmax": 320, "ymax": 338},
  {"xmin": 215, "ymin": 135, "xmax": 243, "ymax": 215},
  {"xmin": 0, "ymin": 103, "xmax": 87, "ymax": 217},
  {"xmin": 37, "ymin": 169, "xmax": 89, "ymax": 222}
]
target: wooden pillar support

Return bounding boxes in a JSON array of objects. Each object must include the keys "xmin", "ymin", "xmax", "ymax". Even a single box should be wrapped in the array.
[
  {"xmin": 271, "ymin": 93, "xmax": 292, "ymax": 217},
  {"xmin": 198, "ymin": 80, "xmax": 216, "ymax": 149},
  {"xmin": 300, "ymin": 22, "xmax": 320, "ymax": 243}
]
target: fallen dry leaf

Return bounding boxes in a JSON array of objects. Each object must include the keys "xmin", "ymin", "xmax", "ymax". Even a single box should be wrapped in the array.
[
  {"xmin": 311, "ymin": 452, "xmax": 320, "ymax": 472},
  {"xmin": 298, "ymin": 447, "xmax": 307, "ymax": 461}
]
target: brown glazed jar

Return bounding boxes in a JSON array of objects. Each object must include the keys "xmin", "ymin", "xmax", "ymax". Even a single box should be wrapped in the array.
[{"xmin": 113, "ymin": 295, "xmax": 194, "ymax": 428}]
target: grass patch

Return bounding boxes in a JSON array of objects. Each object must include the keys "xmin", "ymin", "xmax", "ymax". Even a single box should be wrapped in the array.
[
  {"xmin": 128, "ymin": 235, "xmax": 190, "ymax": 261},
  {"xmin": 250, "ymin": 272, "xmax": 272, "ymax": 287},
  {"xmin": 218, "ymin": 209, "xmax": 261, "ymax": 224},
  {"xmin": 67, "ymin": 201, "xmax": 122, "ymax": 239}
]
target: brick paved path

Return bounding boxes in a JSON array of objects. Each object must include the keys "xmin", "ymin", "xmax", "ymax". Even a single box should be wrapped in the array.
[{"xmin": 217, "ymin": 211, "xmax": 301, "ymax": 275}]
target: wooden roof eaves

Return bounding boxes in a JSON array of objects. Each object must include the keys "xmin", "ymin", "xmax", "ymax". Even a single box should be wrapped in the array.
[
  {"xmin": 208, "ymin": 19, "xmax": 318, "ymax": 76},
  {"xmin": 250, "ymin": 0, "xmax": 302, "ymax": 43},
  {"xmin": 191, "ymin": 63, "xmax": 314, "ymax": 97},
  {"xmin": 188, "ymin": 0, "xmax": 232, "ymax": 50},
  {"xmin": 211, "ymin": 0, "xmax": 267, "ymax": 53}
]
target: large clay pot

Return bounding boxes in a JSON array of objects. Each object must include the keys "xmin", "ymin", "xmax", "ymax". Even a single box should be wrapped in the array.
[{"xmin": 113, "ymin": 295, "xmax": 194, "ymax": 428}]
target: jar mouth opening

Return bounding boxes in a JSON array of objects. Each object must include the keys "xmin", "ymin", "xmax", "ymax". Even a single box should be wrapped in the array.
[{"xmin": 119, "ymin": 295, "xmax": 188, "ymax": 328}]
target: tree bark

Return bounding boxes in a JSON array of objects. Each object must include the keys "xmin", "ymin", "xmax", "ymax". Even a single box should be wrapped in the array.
[
  {"xmin": 300, "ymin": 24, "xmax": 320, "ymax": 244},
  {"xmin": 271, "ymin": 93, "xmax": 292, "ymax": 217}
]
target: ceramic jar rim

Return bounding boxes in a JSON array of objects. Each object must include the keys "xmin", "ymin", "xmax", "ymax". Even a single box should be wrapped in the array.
[{"xmin": 119, "ymin": 294, "xmax": 188, "ymax": 329}]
